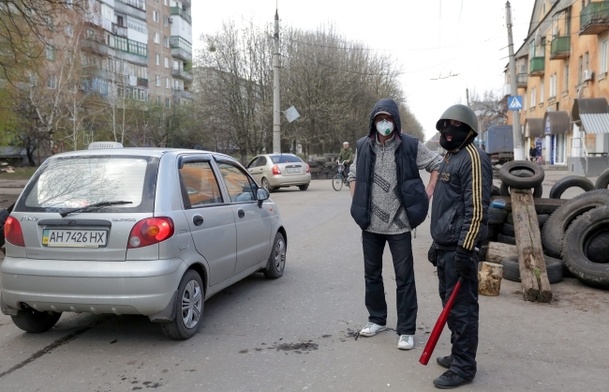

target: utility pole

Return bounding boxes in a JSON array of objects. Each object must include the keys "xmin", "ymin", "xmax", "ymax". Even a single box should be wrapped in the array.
[
  {"xmin": 506, "ymin": 1, "xmax": 525, "ymax": 160},
  {"xmin": 272, "ymin": 9, "xmax": 281, "ymax": 153}
]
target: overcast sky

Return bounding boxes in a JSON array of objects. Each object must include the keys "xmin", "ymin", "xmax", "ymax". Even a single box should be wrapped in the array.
[{"xmin": 190, "ymin": 0, "xmax": 534, "ymax": 142}]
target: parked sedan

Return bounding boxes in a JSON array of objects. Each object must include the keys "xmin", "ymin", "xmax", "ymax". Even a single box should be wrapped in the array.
[
  {"xmin": 246, "ymin": 153, "xmax": 311, "ymax": 191},
  {"xmin": 1, "ymin": 145, "xmax": 287, "ymax": 340}
]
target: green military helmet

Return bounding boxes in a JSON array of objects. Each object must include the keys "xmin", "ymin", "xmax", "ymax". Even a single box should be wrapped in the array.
[{"xmin": 435, "ymin": 104, "xmax": 478, "ymax": 134}]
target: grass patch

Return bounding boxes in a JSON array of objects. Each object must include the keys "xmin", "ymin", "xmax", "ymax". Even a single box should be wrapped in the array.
[{"xmin": 0, "ymin": 166, "xmax": 37, "ymax": 180}]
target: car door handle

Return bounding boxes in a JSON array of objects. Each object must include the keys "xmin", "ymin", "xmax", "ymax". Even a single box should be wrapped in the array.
[
  {"xmin": 193, "ymin": 215, "xmax": 204, "ymax": 226},
  {"xmin": 238, "ymin": 209, "xmax": 245, "ymax": 218}
]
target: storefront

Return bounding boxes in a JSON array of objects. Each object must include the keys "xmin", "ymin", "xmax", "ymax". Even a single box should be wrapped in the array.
[
  {"xmin": 524, "ymin": 117, "xmax": 543, "ymax": 162},
  {"xmin": 543, "ymin": 111, "xmax": 569, "ymax": 166},
  {"xmin": 570, "ymin": 98, "xmax": 609, "ymax": 176}
]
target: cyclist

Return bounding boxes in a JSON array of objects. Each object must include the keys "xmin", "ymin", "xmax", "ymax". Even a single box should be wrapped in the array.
[{"xmin": 337, "ymin": 141, "xmax": 353, "ymax": 181}]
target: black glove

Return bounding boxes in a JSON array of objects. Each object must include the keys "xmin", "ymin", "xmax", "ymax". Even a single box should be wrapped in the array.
[
  {"xmin": 455, "ymin": 246, "xmax": 474, "ymax": 279},
  {"xmin": 427, "ymin": 242, "xmax": 438, "ymax": 266}
]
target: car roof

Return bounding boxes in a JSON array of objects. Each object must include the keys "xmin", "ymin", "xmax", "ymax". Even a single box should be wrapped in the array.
[{"xmin": 50, "ymin": 147, "xmax": 239, "ymax": 163}]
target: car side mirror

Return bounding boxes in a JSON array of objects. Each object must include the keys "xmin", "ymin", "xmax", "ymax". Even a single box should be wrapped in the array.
[{"xmin": 256, "ymin": 188, "xmax": 270, "ymax": 207}]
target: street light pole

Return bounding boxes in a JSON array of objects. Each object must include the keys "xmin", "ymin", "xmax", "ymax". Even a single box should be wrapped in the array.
[
  {"xmin": 272, "ymin": 9, "xmax": 281, "ymax": 153},
  {"xmin": 506, "ymin": 1, "xmax": 525, "ymax": 160}
]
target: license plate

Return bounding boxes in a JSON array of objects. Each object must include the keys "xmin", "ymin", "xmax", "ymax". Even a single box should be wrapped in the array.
[
  {"xmin": 286, "ymin": 167, "xmax": 300, "ymax": 174},
  {"xmin": 42, "ymin": 229, "xmax": 108, "ymax": 248}
]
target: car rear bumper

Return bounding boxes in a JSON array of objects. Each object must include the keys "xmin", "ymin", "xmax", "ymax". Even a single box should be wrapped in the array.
[
  {"xmin": 0, "ymin": 257, "xmax": 186, "ymax": 316},
  {"xmin": 267, "ymin": 174, "xmax": 311, "ymax": 187}
]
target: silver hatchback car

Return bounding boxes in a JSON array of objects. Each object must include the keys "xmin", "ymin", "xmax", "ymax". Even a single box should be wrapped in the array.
[
  {"xmin": 246, "ymin": 153, "xmax": 311, "ymax": 191},
  {"xmin": 1, "ymin": 146, "xmax": 287, "ymax": 340}
]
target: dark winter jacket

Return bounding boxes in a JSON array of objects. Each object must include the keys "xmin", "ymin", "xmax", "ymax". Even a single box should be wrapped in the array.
[
  {"xmin": 350, "ymin": 98, "xmax": 429, "ymax": 231},
  {"xmin": 430, "ymin": 143, "xmax": 493, "ymax": 251}
]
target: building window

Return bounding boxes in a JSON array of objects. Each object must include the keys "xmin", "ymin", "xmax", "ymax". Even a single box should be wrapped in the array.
[
  {"xmin": 165, "ymin": 97, "xmax": 170, "ymax": 108},
  {"xmin": 153, "ymin": 10, "xmax": 159, "ymax": 22},
  {"xmin": 540, "ymin": 79, "xmax": 545, "ymax": 103},
  {"xmin": 65, "ymin": 23, "xmax": 73, "ymax": 37},
  {"xmin": 164, "ymin": 56, "xmax": 169, "ymax": 68},
  {"xmin": 601, "ymin": 39, "xmax": 608, "ymax": 75},
  {"xmin": 166, "ymin": 78, "xmax": 170, "ymax": 88},
  {"xmin": 549, "ymin": 74, "xmax": 557, "ymax": 98},
  {"xmin": 155, "ymin": 53, "xmax": 160, "ymax": 65},
  {"xmin": 563, "ymin": 64, "xmax": 569, "ymax": 94},
  {"xmin": 156, "ymin": 75, "xmax": 161, "ymax": 87},
  {"xmin": 47, "ymin": 74, "xmax": 58, "ymax": 89},
  {"xmin": 46, "ymin": 45, "xmax": 56, "ymax": 61},
  {"xmin": 154, "ymin": 32, "xmax": 160, "ymax": 44},
  {"xmin": 530, "ymin": 87, "xmax": 536, "ymax": 108},
  {"xmin": 164, "ymin": 36, "xmax": 169, "ymax": 48}
]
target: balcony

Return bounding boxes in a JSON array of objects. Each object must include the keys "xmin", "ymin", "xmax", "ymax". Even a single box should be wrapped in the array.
[
  {"xmin": 529, "ymin": 57, "xmax": 545, "ymax": 76},
  {"xmin": 517, "ymin": 73, "xmax": 528, "ymax": 87},
  {"xmin": 580, "ymin": 1, "xmax": 609, "ymax": 35},
  {"xmin": 550, "ymin": 36, "xmax": 571, "ymax": 59},
  {"xmin": 170, "ymin": 36, "xmax": 192, "ymax": 61},
  {"xmin": 172, "ymin": 68, "xmax": 193, "ymax": 82},
  {"xmin": 112, "ymin": 23, "xmax": 128, "ymax": 38},
  {"xmin": 170, "ymin": 6, "xmax": 192, "ymax": 25}
]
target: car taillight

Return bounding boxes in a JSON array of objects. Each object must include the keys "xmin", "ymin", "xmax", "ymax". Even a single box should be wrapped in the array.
[
  {"xmin": 128, "ymin": 217, "xmax": 174, "ymax": 248},
  {"xmin": 271, "ymin": 165, "xmax": 281, "ymax": 175},
  {"xmin": 305, "ymin": 163, "xmax": 310, "ymax": 173},
  {"xmin": 4, "ymin": 216, "xmax": 25, "ymax": 247}
]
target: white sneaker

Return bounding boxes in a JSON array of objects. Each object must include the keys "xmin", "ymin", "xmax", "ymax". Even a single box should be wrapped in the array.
[
  {"xmin": 359, "ymin": 322, "xmax": 387, "ymax": 337},
  {"xmin": 397, "ymin": 334, "xmax": 414, "ymax": 350}
]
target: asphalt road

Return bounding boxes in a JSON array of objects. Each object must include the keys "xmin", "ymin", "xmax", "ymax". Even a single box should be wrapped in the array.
[{"xmin": 0, "ymin": 172, "xmax": 607, "ymax": 391}]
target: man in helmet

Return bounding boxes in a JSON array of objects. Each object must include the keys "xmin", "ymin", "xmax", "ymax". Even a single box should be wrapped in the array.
[
  {"xmin": 337, "ymin": 141, "xmax": 354, "ymax": 181},
  {"xmin": 428, "ymin": 104, "xmax": 493, "ymax": 388},
  {"xmin": 348, "ymin": 98, "xmax": 443, "ymax": 351}
]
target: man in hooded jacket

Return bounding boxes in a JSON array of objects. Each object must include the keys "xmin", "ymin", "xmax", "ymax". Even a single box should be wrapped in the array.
[
  {"xmin": 348, "ymin": 98, "xmax": 442, "ymax": 350},
  {"xmin": 429, "ymin": 104, "xmax": 492, "ymax": 389}
]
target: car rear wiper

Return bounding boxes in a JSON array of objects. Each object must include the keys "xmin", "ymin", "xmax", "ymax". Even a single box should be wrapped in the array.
[{"xmin": 60, "ymin": 201, "xmax": 133, "ymax": 217}]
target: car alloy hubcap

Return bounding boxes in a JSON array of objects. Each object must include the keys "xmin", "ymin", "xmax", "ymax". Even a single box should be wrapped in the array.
[{"xmin": 181, "ymin": 279, "xmax": 202, "ymax": 328}]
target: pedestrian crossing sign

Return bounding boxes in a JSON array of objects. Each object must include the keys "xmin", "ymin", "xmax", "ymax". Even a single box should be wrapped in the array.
[{"xmin": 508, "ymin": 96, "xmax": 523, "ymax": 111}]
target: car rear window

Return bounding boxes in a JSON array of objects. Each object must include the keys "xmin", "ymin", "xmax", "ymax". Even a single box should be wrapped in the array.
[
  {"xmin": 270, "ymin": 155, "xmax": 302, "ymax": 164},
  {"xmin": 20, "ymin": 156, "xmax": 153, "ymax": 212}
]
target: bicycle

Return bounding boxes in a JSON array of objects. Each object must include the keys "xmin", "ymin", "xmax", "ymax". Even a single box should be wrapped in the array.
[{"xmin": 332, "ymin": 161, "xmax": 349, "ymax": 191}]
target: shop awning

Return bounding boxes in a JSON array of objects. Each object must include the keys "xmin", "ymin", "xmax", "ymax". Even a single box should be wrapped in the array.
[
  {"xmin": 543, "ymin": 111, "xmax": 570, "ymax": 135},
  {"xmin": 572, "ymin": 98, "xmax": 609, "ymax": 134},
  {"xmin": 524, "ymin": 118, "xmax": 543, "ymax": 138}
]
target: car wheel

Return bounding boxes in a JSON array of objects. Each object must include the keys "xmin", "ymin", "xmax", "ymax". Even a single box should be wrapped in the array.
[
  {"xmin": 161, "ymin": 269, "xmax": 203, "ymax": 340},
  {"xmin": 264, "ymin": 232, "xmax": 286, "ymax": 279},
  {"xmin": 11, "ymin": 308, "xmax": 61, "ymax": 333},
  {"xmin": 261, "ymin": 178, "xmax": 270, "ymax": 191},
  {"xmin": 298, "ymin": 184, "xmax": 309, "ymax": 191}
]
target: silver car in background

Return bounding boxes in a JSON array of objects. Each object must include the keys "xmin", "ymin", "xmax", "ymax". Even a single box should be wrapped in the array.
[
  {"xmin": 1, "ymin": 146, "xmax": 287, "ymax": 340},
  {"xmin": 246, "ymin": 153, "xmax": 311, "ymax": 191}
]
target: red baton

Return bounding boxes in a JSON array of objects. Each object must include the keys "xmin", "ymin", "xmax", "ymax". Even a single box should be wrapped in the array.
[{"xmin": 419, "ymin": 278, "xmax": 462, "ymax": 365}]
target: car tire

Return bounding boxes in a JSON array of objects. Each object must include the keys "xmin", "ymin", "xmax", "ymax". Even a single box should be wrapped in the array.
[
  {"xmin": 161, "ymin": 269, "xmax": 203, "ymax": 340},
  {"xmin": 260, "ymin": 178, "xmax": 270, "ymax": 191},
  {"xmin": 549, "ymin": 175, "xmax": 595, "ymax": 199},
  {"xmin": 541, "ymin": 189, "xmax": 609, "ymax": 258},
  {"xmin": 562, "ymin": 206, "xmax": 609, "ymax": 289},
  {"xmin": 264, "ymin": 232, "xmax": 286, "ymax": 279},
  {"xmin": 499, "ymin": 160, "xmax": 545, "ymax": 189},
  {"xmin": 500, "ymin": 255, "xmax": 563, "ymax": 284},
  {"xmin": 500, "ymin": 182, "xmax": 543, "ymax": 198},
  {"xmin": 11, "ymin": 309, "xmax": 61, "ymax": 333},
  {"xmin": 298, "ymin": 184, "xmax": 309, "ymax": 191},
  {"xmin": 594, "ymin": 167, "xmax": 609, "ymax": 189}
]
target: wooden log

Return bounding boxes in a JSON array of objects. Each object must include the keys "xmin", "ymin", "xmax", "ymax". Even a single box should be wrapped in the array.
[
  {"xmin": 511, "ymin": 189, "xmax": 552, "ymax": 303},
  {"xmin": 478, "ymin": 261, "xmax": 503, "ymax": 296},
  {"xmin": 486, "ymin": 241, "xmax": 517, "ymax": 264}
]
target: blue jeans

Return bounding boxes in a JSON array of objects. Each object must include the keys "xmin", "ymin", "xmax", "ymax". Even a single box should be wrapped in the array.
[{"xmin": 362, "ymin": 231, "xmax": 417, "ymax": 335}]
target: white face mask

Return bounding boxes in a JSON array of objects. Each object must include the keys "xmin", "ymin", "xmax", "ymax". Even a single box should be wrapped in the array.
[{"xmin": 376, "ymin": 120, "xmax": 394, "ymax": 136}]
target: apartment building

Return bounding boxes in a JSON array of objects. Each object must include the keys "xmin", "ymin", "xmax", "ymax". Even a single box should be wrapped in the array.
[
  {"xmin": 80, "ymin": 0, "xmax": 193, "ymax": 108},
  {"xmin": 508, "ymin": 0, "xmax": 609, "ymax": 175}
]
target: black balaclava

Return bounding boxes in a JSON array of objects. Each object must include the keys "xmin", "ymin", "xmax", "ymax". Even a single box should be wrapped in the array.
[{"xmin": 439, "ymin": 123, "xmax": 472, "ymax": 151}]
